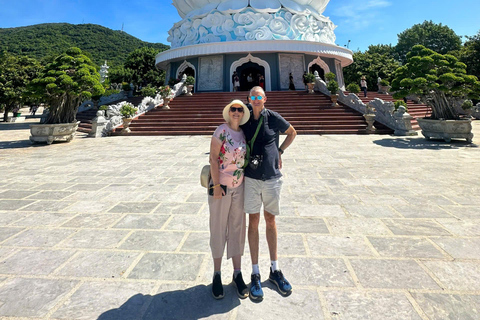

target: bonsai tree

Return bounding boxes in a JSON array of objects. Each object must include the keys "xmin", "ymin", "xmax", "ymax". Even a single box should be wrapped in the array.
[
  {"xmin": 391, "ymin": 45, "xmax": 480, "ymax": 120},
  {"xmin": 119, "ymin": 103, "xmax": 137, "ymax": 118},
  {"xmin": 346, "ymin": 83, "xmax": 360, "ymax": 94},
  {"xmin": 185, "ymin": 76, "xmax": 195, "ymax": 86},
  {"xmin": 29, "ymin": 47, "xmax": 104, "ymax": 124}
]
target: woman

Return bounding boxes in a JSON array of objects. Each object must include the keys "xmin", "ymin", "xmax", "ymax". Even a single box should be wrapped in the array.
[
  {"xmin": 360, "ymin": 76, "xmax": 368, "ymax": 97},
  {"xmin": 289, "ymin": 72, "xmax": 295, "ymax": 90},
  {"xmin": 208, "ymin": 99, "xmax": 250, "ymax": 299}
]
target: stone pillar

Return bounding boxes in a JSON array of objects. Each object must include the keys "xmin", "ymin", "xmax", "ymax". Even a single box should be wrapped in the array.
[{"xmin": 89, "ymin": 111, "xmax": 108, "ymax": 138}]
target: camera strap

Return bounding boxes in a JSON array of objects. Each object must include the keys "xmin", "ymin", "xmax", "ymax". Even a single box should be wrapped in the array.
[{"xmin": 244, "ymin": 115, "xmax": 263, "ymax": 169}]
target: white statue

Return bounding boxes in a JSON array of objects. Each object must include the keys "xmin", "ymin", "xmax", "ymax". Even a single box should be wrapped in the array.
[{"xmin": 99, "ymin": 61, "xmax": 110, "ymax": 83}]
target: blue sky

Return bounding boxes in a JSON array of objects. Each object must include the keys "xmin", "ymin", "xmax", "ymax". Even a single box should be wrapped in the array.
[{"xmin": 1, "ymin": 0, "xmax": 479, "ymax": 52}]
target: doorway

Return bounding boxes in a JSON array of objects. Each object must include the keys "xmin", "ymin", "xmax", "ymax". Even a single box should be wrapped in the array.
[
  {"xmin": 236, "ymin": 62, "xmax": 265, "ymax": 91},
  {"xmin": 309, "ymin": 64, "xmax": 325, "ymax": 81}
]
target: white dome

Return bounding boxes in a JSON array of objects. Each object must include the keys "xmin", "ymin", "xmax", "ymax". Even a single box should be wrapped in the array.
[{"xmin": 172, "ymin": 0, "xmax": 330, "ymax": 19}]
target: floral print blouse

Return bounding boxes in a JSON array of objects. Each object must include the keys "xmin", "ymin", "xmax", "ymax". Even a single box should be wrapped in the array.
[{"xmin": 213, "ymin": 123, "xmax": 247, "ymax": 188}]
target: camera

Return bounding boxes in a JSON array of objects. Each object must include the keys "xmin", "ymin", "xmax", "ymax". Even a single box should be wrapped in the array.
[{"xmin": 249, "ymin": 155, "xmax": 263, "ymax": 170}]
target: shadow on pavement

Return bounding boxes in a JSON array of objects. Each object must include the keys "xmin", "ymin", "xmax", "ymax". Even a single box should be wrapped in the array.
[
  {"xmin": 97, "ymin": 284, "xmax": 241, "ymax": 320},
  {"xmin": 0, "ymin": 140, "xmax": 35, "ymax": 149},
  {"xmin": 0, "ymin": 122, "xmax": 33, "ymax": 131},
  {"xmin": 373, "ymin": 137, "xmax": 478, "ymax": 150}
]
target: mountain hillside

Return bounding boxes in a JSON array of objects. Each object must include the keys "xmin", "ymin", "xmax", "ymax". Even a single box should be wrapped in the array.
[{"xmin": 0, "ymin": 23, "xmax": 169, "ymax": 66}]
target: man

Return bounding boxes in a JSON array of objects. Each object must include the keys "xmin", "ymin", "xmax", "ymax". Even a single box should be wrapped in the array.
[{"xmin": 240, "ymin": 86, "xmax": 297, "ymax": 300}]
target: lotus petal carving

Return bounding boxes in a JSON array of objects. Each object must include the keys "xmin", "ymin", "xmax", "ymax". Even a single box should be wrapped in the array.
[{"xmin": 173, "ymin": 0, "xmax": 330, "ymax": 19}]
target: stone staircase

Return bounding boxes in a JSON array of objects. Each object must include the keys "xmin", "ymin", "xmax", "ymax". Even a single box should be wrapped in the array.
[
  {"xmin": 111, "ymin": 91, "xmax": 394, "ymax": 136},
  {"xmin": 357, "ymin": 92, "xmax": 431, "ymax": 130}
]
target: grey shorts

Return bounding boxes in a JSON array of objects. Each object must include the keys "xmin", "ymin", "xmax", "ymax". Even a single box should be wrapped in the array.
[{"xmin": 244, "ymin": 177, "xmax": 283, "ymax": 215}]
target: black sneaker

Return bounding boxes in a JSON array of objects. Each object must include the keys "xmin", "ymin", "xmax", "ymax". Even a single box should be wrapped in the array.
[
  {"xmin": 212, "ymin": 273, "xmax": 224, "ymax": 299},
  {"xmin": 233, "ymin": 272, "xmax": 249, "ymax": 299},
  {"xmin": 269, "ymin": 268, "xmax": 292, "ymax": 296}
]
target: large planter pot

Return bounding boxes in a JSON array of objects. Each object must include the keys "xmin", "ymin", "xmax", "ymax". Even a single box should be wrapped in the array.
[
  {"xmin": 121, "ymin": 118, "xmax": 133, "ymax": 134},
  {"xmin": 378, "ymin": 85, "xmax": 391, "ymax": 94},
  {"xmin": 330, "ymin": 94, "xmax": 338, "ymax": 107},
  {"xmin": 186, "ymin": 85, "xmax": 194, "ymax": 96},
  {"xmin": 30, "ymin": 121, "xmax": 80, "ymax": 145},
  {"xmin": 417, "ymin": 118, "xmax": 474, "ymax": 143},
  {"xmin": 307, "ymin": 82, "xmax": 315, "ymax": 94}
]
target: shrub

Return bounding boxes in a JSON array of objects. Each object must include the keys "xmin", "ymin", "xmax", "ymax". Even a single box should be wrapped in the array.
[
  {"xmin": 99, "ymin": 105, "xmax": 108, "ymax": 111},
  {"xmin": 346, "ymin": 83, "xmax": 361, "ymax": 94},
  {"xmin": 304, "ymin": 73, "xmax": 316, "ymax": 83},
  {"xmin": 122, "ymin": 82, "xmax": 132, "ymax": 91},
  {"xmin": 140, "ymin": 85, "xmax": 157, "ymax": 98},
  {"xmin": 327, "ymin": 80, "xmax": 339, "ymax": 95},
  {"xmin": 168, "ymin": 78, "xmax": 177, "ymax": 86},
  {"xmin": 158, "ymin": 85, "xmax": 172, "ymax": 99},
  {"xmin": 185, "ymin": 76, "xmax": 195, "ymax": 86},
  {"xmin": 103, "ymin": 89, "xmax": 120, "ymax": 96},
  {"xmin": 325, "ymin": 72, "xmax": 336, "ymax": 82},
  {"xmin": 119, "ymin": 103, "xmax": 137, "ymax": 118},
  {"xmin": 462, "ymin": 99, "xmax": 474, "ymax": 110},
  {"xmin": 380, "ymin": 79, "xmax": 390, "ymax": 86},
  {"xmin": 394, "ymin": 100, "xmax": 408, "ymax": 111}
]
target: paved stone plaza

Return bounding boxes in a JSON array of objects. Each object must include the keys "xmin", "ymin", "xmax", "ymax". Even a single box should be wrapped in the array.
[{"xmin": 1, "ymin": 119, "xmax": 480, "ymax": 320}]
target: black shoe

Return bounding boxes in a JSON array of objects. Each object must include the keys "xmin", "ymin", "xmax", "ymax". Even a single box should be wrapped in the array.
[
  {"xmin": 269, "ymin": 268, "xmax": 292, "ymax": 296},
  {"xmin": 233, "ymin": 272, "xmax": 249, "ymax": 299},
  {"xmin": 212, "ymin": 273, "xmax": 224, "ymax": 299}
]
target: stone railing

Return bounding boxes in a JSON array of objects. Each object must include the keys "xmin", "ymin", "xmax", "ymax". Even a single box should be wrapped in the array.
[
  {"xmin": 314, "ymin": 75, "xmax": 417, "ymax": 136},
  {"xmin": 90, "ymin": 95, "xmax": 165, "ymax": 137}
]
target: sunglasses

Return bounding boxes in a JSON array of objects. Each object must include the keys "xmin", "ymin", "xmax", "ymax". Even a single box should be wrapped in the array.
[
  {"xmin": 250, "ymin": 95, "xmax": 264, "ymax": 101},
  {"xmin": 230, "ymin": 107, "xmax": 244, "ymax": 113}
]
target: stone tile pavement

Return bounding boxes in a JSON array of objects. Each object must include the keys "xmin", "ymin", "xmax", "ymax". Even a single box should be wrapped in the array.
[{"xmin": 0, "ymin": 118, "xmax": 480, "ymax": 319}]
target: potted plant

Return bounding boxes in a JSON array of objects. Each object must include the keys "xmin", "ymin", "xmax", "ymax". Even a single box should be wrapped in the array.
[
  {"xmin": 392, "ymin": 45, "xmax": 480, "ymax": 143},
  {"xmin": 119, "ymin": 102, "xmax": 138, "ymax": 134},
  {"xmin": 159, "ymin": 85, "xmax": 172, "ymax": 109},
  {"xmin": 346, "ymin": 83, "xmax": 361, "ymax": 94},
  {"xmin": 378, "ymin": 79, "xmax": 391, "ymax": 94},
  {"xmin": 394, "ymin": 100, "xmax": 408, "ymax": 112},
  {"xmin": 461, "ymin": 99, "xmax": 474, "ymax": 117},
  {"xmin": 304, "ymin": 73, "xmax": 316, "ymax": 93},
  {"xmin": 185, "ymin": 76, "xmax": 195, "ymax": 96},
  {"xmin": 140, "ymin": 85, "xmax": 157, "ymax": 98},
  {"xmin": 28, "ymin": 47, "xmax": 105, "ymax": 144},
  {"xmin": 327, "ymin": 81, "xmax": 340, "ymax": 107}
]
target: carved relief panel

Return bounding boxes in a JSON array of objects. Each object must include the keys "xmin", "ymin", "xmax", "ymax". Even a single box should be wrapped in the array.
[
  {"xmin": 279, "ymin": 54, "xmax": 305, "ymax": 90},
  {"xmin": 198, "ymin": 55, "xmax": 224, "ymax": 91}
]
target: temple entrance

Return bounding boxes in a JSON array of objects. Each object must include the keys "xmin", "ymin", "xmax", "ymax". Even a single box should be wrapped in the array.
[
  {"xmin": 309, "ymin": 64, "xmax": 325, "ymax": 81},
  {"xmin": 183, "ymin": 67, "xmax": 195, "ymax": 78},
  {"xmin": 236, "ymin": 62, "xmax": 265, "ymax": 91}
]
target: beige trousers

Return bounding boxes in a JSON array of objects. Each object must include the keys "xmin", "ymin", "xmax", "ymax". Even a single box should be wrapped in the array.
[{"xmin": 208, "ymin": 182, "xmax": 246, "ymax": 259}]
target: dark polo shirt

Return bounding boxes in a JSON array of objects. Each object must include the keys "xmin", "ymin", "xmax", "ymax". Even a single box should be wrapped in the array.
[{"xmin": 241, "ymin": 108, "xmax": 290, "ymax": 181}]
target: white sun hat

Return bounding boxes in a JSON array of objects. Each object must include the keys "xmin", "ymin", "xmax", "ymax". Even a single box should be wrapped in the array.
[{"xmin": 222, "ymin": 99, "xmax": 250, "ymax": 125}]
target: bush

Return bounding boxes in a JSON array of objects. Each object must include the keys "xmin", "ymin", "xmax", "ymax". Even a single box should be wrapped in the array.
[
  {"xmin": 122, "ymin": 82, "xmax": 132, "ymax": 91},
  {"xmin": 462, "ymin": 99, "xmax": 474, "ymax": 110},
  {"xmin": 103, "ymin": 89, "xmax": 120, "ymax": 97},
  {"xmin": 346, "ymin": 83, "xmax": 360, "ymax": 94},
  {"xmin": 394, "ymin": 100, "xmax": 408, "ymax": 111},
  {"xmin": 327, "ymin": 80, "xmax": 339, "ymax": 95},
  {"xmin": 304, "ymin": 73, "xmax": 316, "ymax": 83},
  {"xmin": 120, "ymin": 103, "xmax": 137, "ymax": 118},
  {"xmin": 140, "ymin": 85, "xmax": 157, "ymax": 98},
  {"xmin": 185, "ymin": 76, "xmax": 195, "ymax": 86},
  {"xmin": 99, "ymin": 105, "xmax": 108, "ymax": 111},
  {"xmin": 325, "ymin": 72, "xmax": 336, "ymax": 82},
  {"xmin": 168, "ymin": 78, "xmax": 177, "ymax": 86},
  {"xmin": 380, "ymin": 79, "xmax": 390, "ymax": 86}
]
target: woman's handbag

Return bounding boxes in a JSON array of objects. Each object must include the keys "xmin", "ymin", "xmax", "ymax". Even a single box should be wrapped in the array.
[{"xmin": 200, "ymin": 165, "xmax": 211, "ymax": 188}]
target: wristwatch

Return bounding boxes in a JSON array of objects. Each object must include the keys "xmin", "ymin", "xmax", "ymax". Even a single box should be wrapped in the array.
[{"xmin": 278, "ymin": 147, "xmax": 284, "ymax": 155}]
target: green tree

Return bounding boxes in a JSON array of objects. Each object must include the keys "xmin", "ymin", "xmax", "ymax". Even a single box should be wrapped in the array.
[
  {"xmin": 395, "ymin": 21, "xmax": 462, "ymax": 64},
  {"xmin": 29, "ymin": 47, "xmax": 105, "ymax": 124},
  {"xmin": 123, "ymin": 47, "xmax": 165, "ymax": 88},
  {"xmin": 0, "ymin": 52, "xmax": 42, "ymax": 122},
  {"xmin": 391, "ymin": 45, "xmax": 480, "ymax": 120},
  {"xmin": 343, "ymin": 44, "xmax": 400, "ymax": 92},
  {"xmin": 459, "ymin": 30, "xmax": 480, "ymax": 79}
]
